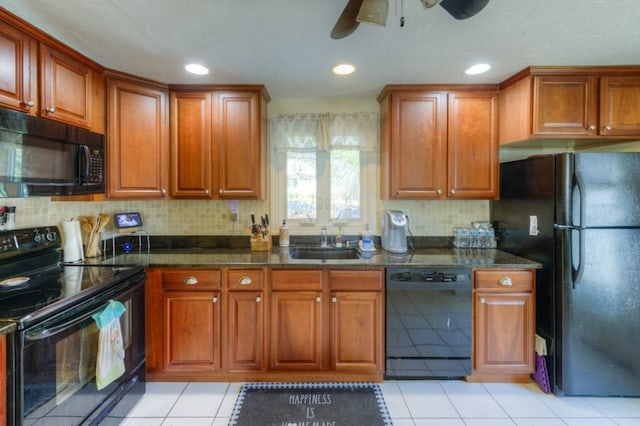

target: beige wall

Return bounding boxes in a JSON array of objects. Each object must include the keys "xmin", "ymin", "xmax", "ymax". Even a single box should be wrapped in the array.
[{"xmin": 7, "ymin": 98, "xmax": 490, "ymax": 239}]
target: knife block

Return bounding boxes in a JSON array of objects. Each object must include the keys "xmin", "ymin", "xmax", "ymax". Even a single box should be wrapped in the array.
[{"xmin": 250, "ymin": 232, "xmax": 272, "ymax": 251}]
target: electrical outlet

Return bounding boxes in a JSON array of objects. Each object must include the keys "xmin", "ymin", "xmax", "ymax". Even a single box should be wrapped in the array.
[{"xmin": 230, "ymin": 208, "xmax": 238, "ymax": 222}]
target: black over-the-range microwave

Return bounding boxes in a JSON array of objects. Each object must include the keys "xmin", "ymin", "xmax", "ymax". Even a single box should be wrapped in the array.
[{"xmin": 0, "ymin": 107, "xmax": 105, "ymax": 197}]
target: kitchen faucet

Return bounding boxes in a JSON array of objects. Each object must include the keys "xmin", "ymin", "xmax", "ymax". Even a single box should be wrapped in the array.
[{"xmin": 320, "ymin": 226, "xmax": 328, "ymax": 247}]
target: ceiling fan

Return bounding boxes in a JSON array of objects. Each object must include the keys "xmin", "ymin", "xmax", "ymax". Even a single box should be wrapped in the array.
[{"xmin": 330, "ymin": 0, "xmax": 490, "ymax": 39}]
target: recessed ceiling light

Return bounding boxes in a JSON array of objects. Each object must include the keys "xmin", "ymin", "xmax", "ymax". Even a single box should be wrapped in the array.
[
  {"xmin": 333, "ymin": 63, "xmax": 355, "ymax": 76},
  {"xmin": 465, "ymin": 63, "xmax": 491, "ymax": 75},
  {"xmin": 185, "ymin": 63, "xmax": 210, "ymax": 75}
]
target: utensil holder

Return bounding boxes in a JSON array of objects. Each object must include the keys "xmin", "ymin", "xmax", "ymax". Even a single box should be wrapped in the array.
[{"xmin": 85, "ymin": 232, "xmax": 102, "ymax": 257}]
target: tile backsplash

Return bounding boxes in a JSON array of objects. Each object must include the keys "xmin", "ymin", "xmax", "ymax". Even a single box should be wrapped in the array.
[{"xmin": 7, "ymin": 197, "xmax": 488, "ymax": 238}]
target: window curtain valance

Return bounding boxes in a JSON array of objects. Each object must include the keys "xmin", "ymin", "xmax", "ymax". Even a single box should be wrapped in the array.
[{"xmin": 269, "ymin": 112, "xmax": 379, "ymax": 152}]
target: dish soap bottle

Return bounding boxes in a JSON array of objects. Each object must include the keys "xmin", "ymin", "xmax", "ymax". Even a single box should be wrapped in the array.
[
  {"xmin": 335, "ymin": 226, "xmax": 343, "ymax": 248},
  {"xmin": 362, "ymin": 223, "xmax": 373, "ymax": 251},
  {"xmin": 279, "ymin": 220, "xmax": 289, "ymax": 247}
]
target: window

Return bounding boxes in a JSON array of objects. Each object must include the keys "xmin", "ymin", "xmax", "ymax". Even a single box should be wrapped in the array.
[{"xmin": 270, "ymin": 112, "xmax": 379, "ymax": 235}]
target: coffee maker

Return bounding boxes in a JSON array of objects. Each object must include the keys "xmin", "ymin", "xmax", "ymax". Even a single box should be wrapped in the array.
[{"xmin": 381, "ymin": 210, "xmax": 408, "ymax": 253}]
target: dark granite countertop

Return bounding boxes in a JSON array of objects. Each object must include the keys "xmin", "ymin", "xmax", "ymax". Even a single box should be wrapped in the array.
[
  {"xmin": 90, "ymin": 246, "xmax": 540, "ymax": 269},
  {"xmin": 0, "ymin": 320, "xmax": 16, "ymax": 336}
]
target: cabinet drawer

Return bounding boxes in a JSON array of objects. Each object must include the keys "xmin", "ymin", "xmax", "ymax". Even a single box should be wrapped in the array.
[
  {"xmin": 329, "ymin": 269, "xmax": 383, "ymax": 291},
  {"xmin": 227, "ymin": 269, "xmax": 264, "ymax": 290},
  {"xmin": 474, "ymin": 269, "xmax": 534, "ymax": 292},
  {"xmin": 271, "ymin": 269, "xmax": 323, "ymax": 291},
  {"xmin": 163, "ymin": 269, "xmax": 221, "ymax": 290}
]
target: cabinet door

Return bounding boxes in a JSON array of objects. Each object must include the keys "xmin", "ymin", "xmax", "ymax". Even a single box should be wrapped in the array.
[
  {"xmin": 447, "ymin": 92, "xmax": 498, "ymax": 199},
  {"xmin": 107, "ymin": 77, "xmax": 169, "ymax": 198},
  {"xmin": 0, "ymin": 334, "xmax": 5, "ymax": 426},
  {"xmin": 387, "ymin": 91, "xmax": 447, "ymax": 198},
  {"xmin": 270, "ymin": 291, "xmax": 323, "ymax": 370},
  {"xmin": 0, "ymin": 22, "xmax": 37, "ymax": 113},
  {"xmin": 330, "ymin": 291, "xmax": 383, "ymax": 372},
  {"xmin": 40, "ymin": 44, "xmax": 92, "ymax": 127},
  {"xmin": 532, "ymin": 75, "xmax": 598, "ymax": 136},
  {"xmin": 164, "ymin": 291, "xmax": 221, "ymax": 370},
  {"xmin": 227, "ymin": 291, "xmax": 264, "ymax": 371},
  {"xmin": 170, "ymin": 91, "xmax": 212, "ymax": 198},
  {"xmin": 600, "ymin": 77, "xmax": 640, "ymax": 136},
  {"xmin": 212, "ymin": 90, "xmax": 265, "ymax": 199},
  {"xmin": 474, "ymin": 292, "xmax": 535, "ymax": 374}
]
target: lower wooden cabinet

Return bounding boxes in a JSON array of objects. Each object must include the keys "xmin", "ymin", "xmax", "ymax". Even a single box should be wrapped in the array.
[
  {"xmin": 226, "ymin": 269, "xmax": 265, "ymax": 371},
  {"xmin": 146, "ymin": 266, "xmax": 383, "ymax": 381},
  {"xmin": 469, "ymin": 269, "xmax": 536, "ymax": 382}
]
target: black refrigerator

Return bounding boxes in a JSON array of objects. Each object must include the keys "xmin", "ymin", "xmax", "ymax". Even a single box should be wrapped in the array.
[{"xmin": 492, "ymin": 152, "xmax": 640, "ymax": 396}]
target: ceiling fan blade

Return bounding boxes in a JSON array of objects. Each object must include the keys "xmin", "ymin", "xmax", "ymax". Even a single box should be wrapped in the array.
[
  {"xmin": 331, "ymin": 0, "xmax": 365, "ymax": 39},
  {"xmin": 439, "ymin": 0, "xmax": 490, "ymax": 20}
]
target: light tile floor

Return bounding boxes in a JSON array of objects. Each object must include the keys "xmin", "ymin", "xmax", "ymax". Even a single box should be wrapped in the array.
[{"xmin": 120, "ymin": 380, "xmax": 640, "ymax": 425}]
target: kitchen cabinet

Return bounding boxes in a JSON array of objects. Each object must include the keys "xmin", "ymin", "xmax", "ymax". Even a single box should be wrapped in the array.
[
  {"xmin": 329, "ymin": 269, "xmax": 384, "ymax": 372},
  {"xmin": 378, "ymin": 86, "xmax": 498, "ymax": 200},
  {"xmin": 270, "ymin": 268, "xmax": 384, "ymax": 373},
  {"xmin": 270, "ymin": 269, "xmax": 324, "ymax": 370},
  {"xmin": 0, "ymin": 20, "xmax": 37, "ymax": 113},
  {"xmin": 162, "ymin": 269, "xmax": 222, "ymax": 371},
  {"xmin": 0, "ymin": 15, "xmax": 105, "ymax": 132},
  {"xmin": 469, "ymin": 269, "xmax": 535, "ymax": 382},
  {"xmin": 107, "ymin": 73, "xmax": 169, "ymax": 199},
  {"xmin": 499, "ymin": 66, "xmax": 640, "ymax": 144},
  {"xmin": 225, "ymin": 269, "xmax": 265, "ymax": 371},
  {"xmin": 169, "ymin": 85, "xmax": 269, "ymax": 199}
]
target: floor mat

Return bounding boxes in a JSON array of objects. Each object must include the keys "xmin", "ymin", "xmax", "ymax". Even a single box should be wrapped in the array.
[{"xmin": 229, "ymin": 382, "xmax": 393, "ymax": 426}]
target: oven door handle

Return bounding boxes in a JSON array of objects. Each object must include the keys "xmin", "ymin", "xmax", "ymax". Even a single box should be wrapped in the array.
[{"xmin": 25, "ymin": 301, "xmax": 108, "ymax": 341}]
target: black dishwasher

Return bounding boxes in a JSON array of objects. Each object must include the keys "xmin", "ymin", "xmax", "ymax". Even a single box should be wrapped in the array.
[{"xmin": 385, "ymin": 268, "xmax": 472, "ymax": 379}]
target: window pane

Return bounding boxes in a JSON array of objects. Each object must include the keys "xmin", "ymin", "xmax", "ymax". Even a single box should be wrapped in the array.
[
  {"xmin": 330, "ymin": 150, "xmax": 360, "ymax": 220},
  {"xmin": 287, "ymin": 151, "xmax": 316, "ymax": 219}
]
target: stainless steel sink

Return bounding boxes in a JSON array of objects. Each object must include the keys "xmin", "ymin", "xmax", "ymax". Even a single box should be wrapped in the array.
[{"xmin": 288, "ymin": 246, "xmax": 360, "ymax": 260}]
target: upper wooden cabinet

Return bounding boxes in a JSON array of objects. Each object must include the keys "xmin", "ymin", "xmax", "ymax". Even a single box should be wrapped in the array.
[
  {"xmin": 0, "ymin": 15, "xmax": 105, "ymax": 131},
  {"xmin": 379, "ymin": 86, "xmax": 498, "ymax": 200},
  {"xmin": 107, "ymin": 73, "xmax": 169, "ymax": 199},
  {"xmin": 499, "ymin": 67, "xmax": 640, "ymax": 144},
  {"xmin": 0, "ymin": 20, "xmax": 37, "ymax": 113},
  {"xmin": 169, "ymin": 85, "xmax": 269, "ymax": 200}
]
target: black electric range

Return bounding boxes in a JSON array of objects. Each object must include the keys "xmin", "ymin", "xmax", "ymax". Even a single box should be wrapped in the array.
[{"xmin": 0, "ymin": 226, "xmax": 147, "ymax": 426}]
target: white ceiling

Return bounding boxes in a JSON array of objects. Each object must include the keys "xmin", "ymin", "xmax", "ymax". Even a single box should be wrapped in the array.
[{"xmin": 2, "ymin": 0, "xmax": 640, "ymax": 99}]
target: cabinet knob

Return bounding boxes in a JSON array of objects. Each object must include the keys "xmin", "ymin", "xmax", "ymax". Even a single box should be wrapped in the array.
[
  {"xmin": 437, "ymin": 189, "xmax": 442, "ymax": 195},
  {"xmin": 480, "ymin": 297, "xmax": 486, "ymax": 304},
  {"xmin": 499, "ymin": 277, "xmax": 513, "ymax": 286},
  {"xmin": 239, "ymin": 276, "xmax": 253, "ymax": 285},
  {"xmin": 161, "ymin": 188, "xmax": 167, "ymax": 195},
  {"xmin": 205, "ymin": 189, "xmax": 209, "ymax": 195},
  {"xmin": 256, "ymin": 296, "xmax": 262, "ymax": 303},
  {"xmin": 315, "ymin": 296, "xmax": 321, "ymax": 303},
  {"xmin": 450, "ymin": 189, "xmax": 456, "ymax": 195},
  {"xmin": 184, "ymin": 276, "xmax": 198, "ymax": 285},
  {"xmin": 219, "ymin": 189, "xmax": 223, "ymax": 195},
  {"xmin": 604, "ymin": 125, "xmax": 612, "ymax": 132},
  {"xmin": 22, "ymin": 100, "xmax": 35, "ymax": 107},
  {"xmin": 45, "ymin": 107, "xmax": 56, "ymax": 113},
  {"xmin": 587, "ymin": 124, "xmax": 596, "ymax": 131},
  {"xmin": 212, "ymin": 296, "xmax": 218, "ymax": 303}
]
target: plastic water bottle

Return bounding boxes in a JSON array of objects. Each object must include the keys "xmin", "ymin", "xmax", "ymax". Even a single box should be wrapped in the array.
[{"xmin": 362, "ymin": 224, "xmax": 373, "ymax": 250}]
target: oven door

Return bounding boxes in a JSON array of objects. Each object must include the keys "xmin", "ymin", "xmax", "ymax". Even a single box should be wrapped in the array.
[{"xmin": 16, "ymin": 275, "xmax": 145, "ymax": 425}]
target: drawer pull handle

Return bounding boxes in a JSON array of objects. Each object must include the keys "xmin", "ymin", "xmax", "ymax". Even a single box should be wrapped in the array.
[
  {"xmin": 184, "ymin": 276, "xmax": 198, "ymax": 285},
  {"xmin": 256, "ymin": 296, "xmax": 261, "ymax": 303},
  {"xmin": 212, "ymin": 296, "xmax": 218, "ymax": 303},
  {"xmin": 499, "ymin": 277, "xmax": 513, "ymax": 286},
  {"xmin": 239, "ymin": 276, "xmax": 253, "ymax": 285}
]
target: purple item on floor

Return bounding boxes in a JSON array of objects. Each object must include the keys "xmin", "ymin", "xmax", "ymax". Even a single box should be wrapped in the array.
[{"xmin": 533, "ymin": 353, "xmax": 552, "ymax": 393}]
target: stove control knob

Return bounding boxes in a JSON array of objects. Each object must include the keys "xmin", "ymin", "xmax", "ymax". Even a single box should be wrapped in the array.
[
  {"xmin": 33, "ymin": 233, "xmax": 46, "ymax": 244},
  {"xmin": 45, "ymin": 231, "xmax": 58, "ymax": 242}
]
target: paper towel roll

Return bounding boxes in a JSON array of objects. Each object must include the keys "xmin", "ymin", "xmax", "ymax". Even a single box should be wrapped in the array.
[{"xmin": 63, "ymin": 219, "xmax": 85, "ymax": 263}]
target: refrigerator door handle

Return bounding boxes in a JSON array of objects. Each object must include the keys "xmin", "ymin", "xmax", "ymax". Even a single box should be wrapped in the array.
[
  {"xmin": 573, "ymin": 169, "xmax": 585, "ymax": 228},
  {"xmin": 571, "ymin": 228, "xmax": 585, "ymax": 289}
]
